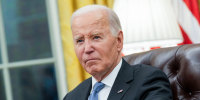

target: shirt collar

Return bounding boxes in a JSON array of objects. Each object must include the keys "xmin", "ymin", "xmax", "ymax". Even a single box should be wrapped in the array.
[{"xmin": 92, "ymin": 59, "xmax": 122, "ymax": 88}]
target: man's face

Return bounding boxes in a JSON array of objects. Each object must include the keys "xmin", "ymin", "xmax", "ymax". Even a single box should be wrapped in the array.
[{"xmin": 71, "ymin": 10, "xmax": 123, "ymax": 79}]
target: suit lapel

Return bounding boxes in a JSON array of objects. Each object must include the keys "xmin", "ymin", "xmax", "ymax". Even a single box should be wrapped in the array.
[
  {"xmin": 78, "ymin": 78, "xmax": 92, "ymax": 100},
  {"xmin": 107, "ymin": 59, "xmax": 135, "ymax": 100}
]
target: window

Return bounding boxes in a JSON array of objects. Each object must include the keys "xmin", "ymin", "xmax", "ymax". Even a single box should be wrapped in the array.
[
  {"xmin": 0, "ymin": 70, "xmax": 6, "ymax": 100},
  {"xmin": 0, "ymin": 0, "xmax": 66, "ymax": 100},
  {"xmin": 0, "ymin": 42, "xmax": 2, "ymax": 64},
  {"xmin": 10, "ymin": 64, "xmax": 57, "ymax": 100},
  {"xmin": 2, "ymin": 0, "xmax": 52, "ymax": 62}
]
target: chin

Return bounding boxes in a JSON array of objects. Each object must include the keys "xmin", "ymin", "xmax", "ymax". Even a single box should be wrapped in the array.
[{"xmin": 86, "ymin": 65, "xmax": 103, "ymax": 75}]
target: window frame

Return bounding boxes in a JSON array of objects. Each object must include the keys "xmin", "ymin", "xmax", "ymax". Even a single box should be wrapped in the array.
[{"xmin": 0, "ymin": 0, "xmax": 67, "ymax": 100}]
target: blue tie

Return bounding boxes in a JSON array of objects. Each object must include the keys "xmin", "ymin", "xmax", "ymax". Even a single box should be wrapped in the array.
[{"xmin": 89, "ymin": 82, "xmax": 105, "ymax": 100}]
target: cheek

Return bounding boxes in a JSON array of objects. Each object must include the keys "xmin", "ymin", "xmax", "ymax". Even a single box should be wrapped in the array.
[
  {"xmin": 75, "ymin": 47, "xmax": 84, "ymax": 61},
  {"xmin": 104, "ymin": 43, "xmax": 118, "ymax": 60},
  {"xmin": 98, "ymin": 45, "xmax": 116, "ymax": 61}
]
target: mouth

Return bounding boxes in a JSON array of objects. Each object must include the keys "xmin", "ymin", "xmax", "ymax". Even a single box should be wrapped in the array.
[{"xmin": 84, "ymin": 58, "xmax": 99, "ymax": 64}]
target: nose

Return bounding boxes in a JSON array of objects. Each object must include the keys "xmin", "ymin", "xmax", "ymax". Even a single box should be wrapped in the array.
[{"xmin": 84, "ymin": 40, "xmax": 94, "ymax": 54}]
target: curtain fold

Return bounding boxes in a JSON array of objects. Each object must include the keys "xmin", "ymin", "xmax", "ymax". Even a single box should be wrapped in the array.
[{"xmin": 57, "ymin": 0, "xmax": 114, "ymax": 91}]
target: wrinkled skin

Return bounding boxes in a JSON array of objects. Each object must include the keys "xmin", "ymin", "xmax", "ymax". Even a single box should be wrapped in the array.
[{"xmin": 71, "ymin": 9, "xmax": 123, "ymax": 81}]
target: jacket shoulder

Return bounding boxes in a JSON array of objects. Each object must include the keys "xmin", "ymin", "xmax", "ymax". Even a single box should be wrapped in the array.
[
  {"xmin": 63, "ymin": 78, "xmax": 91, "ymax": 100},
  {"xmin": 129, "ymin": 64, "xmax": 172, "ymax": 99}
]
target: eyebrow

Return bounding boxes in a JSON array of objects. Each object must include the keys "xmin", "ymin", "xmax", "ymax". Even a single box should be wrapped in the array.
[
  {"xmin": 74, "ymin": 35, "xmax": 82, "ymax": 40},
  {"xmin": 73, "ymin": 32, "xmax": 103, "ymax": 40}
]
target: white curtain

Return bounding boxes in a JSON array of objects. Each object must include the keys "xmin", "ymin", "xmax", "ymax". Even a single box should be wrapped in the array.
[{"xmin": 113, "ymin": 0, "xmax": 183, "ymax": 54}]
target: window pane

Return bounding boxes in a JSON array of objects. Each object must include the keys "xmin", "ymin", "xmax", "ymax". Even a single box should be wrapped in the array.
[
  {"xmin": 0, "ymin": 70, "xmax": 6, "ymax": 100},
  {"xmin": 10, "ymin": 64, "xmax": 58, "ymax": 100},
  {"xmin": 1, "ymin": 0, "xmax": 52, "ymax": 62},
  {"xmin": 0, "ymin": 43, "xmax": 2, "ymax": 64}
]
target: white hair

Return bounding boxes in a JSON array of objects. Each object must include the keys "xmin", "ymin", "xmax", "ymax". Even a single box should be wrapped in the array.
[{"xmin": 71, "ymin": 5, "xmax": 122, "ymax": 37}]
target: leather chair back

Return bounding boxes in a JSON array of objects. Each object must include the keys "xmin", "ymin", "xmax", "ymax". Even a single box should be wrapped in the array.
[{"xmin": 124, "ymin": 44, "xmax": 200, "ymax": 100}]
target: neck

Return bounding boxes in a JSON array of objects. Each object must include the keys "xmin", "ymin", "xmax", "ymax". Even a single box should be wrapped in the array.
[{"xmin": 94, "ymin": 54, "xmax": 122, "ymax": 82}]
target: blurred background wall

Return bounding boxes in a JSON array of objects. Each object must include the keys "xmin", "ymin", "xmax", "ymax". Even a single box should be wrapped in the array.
[{"xmin": 0, "ymin": 0, "xmax": 199, "ymax": 100}]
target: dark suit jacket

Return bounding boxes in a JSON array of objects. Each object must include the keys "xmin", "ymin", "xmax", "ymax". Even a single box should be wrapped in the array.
[{"xmin": 63, "ymin": 59, "xmax": 173, "ymax": 100}]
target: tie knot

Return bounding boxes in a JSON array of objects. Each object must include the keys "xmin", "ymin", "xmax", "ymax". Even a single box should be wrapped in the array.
[{"xmin": 93, "ymin": 82, "xmax": 105, "ymax": 93}]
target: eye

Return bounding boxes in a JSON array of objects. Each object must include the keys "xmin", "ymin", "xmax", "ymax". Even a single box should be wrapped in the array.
[
  {"xmin": 76, "ymin": 39, "xmax": 84, "ymax": 43},
  {"xmin": 93, "ymin": 36, "xmax": 100, "ymax": 40}
]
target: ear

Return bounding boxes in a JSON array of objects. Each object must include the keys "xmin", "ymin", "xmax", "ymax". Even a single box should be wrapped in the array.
[{"xmin": 117, "ymin": 30, "xmax": 123, "ymax": 52}]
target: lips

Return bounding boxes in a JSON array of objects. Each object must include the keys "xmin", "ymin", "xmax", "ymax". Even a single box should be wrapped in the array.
[{"xmin": 84, "ymin": 58, "xmax": 99, "ymax": 64}]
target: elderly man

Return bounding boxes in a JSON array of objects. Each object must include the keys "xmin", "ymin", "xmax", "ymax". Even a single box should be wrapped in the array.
[{"xmin": 63, "ymin": 5, "xmax": 172, "ymax": 100}]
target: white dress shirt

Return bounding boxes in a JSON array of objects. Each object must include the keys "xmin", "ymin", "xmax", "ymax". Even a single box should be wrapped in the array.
[{"xmin": 89, "ymin": 59, "xmax": 122, "ymax": 100}]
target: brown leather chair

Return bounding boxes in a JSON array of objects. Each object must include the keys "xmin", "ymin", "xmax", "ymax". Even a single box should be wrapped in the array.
[{"xmin": 124, "ymin": 44, "xmax": 200, "ymax": 100}]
